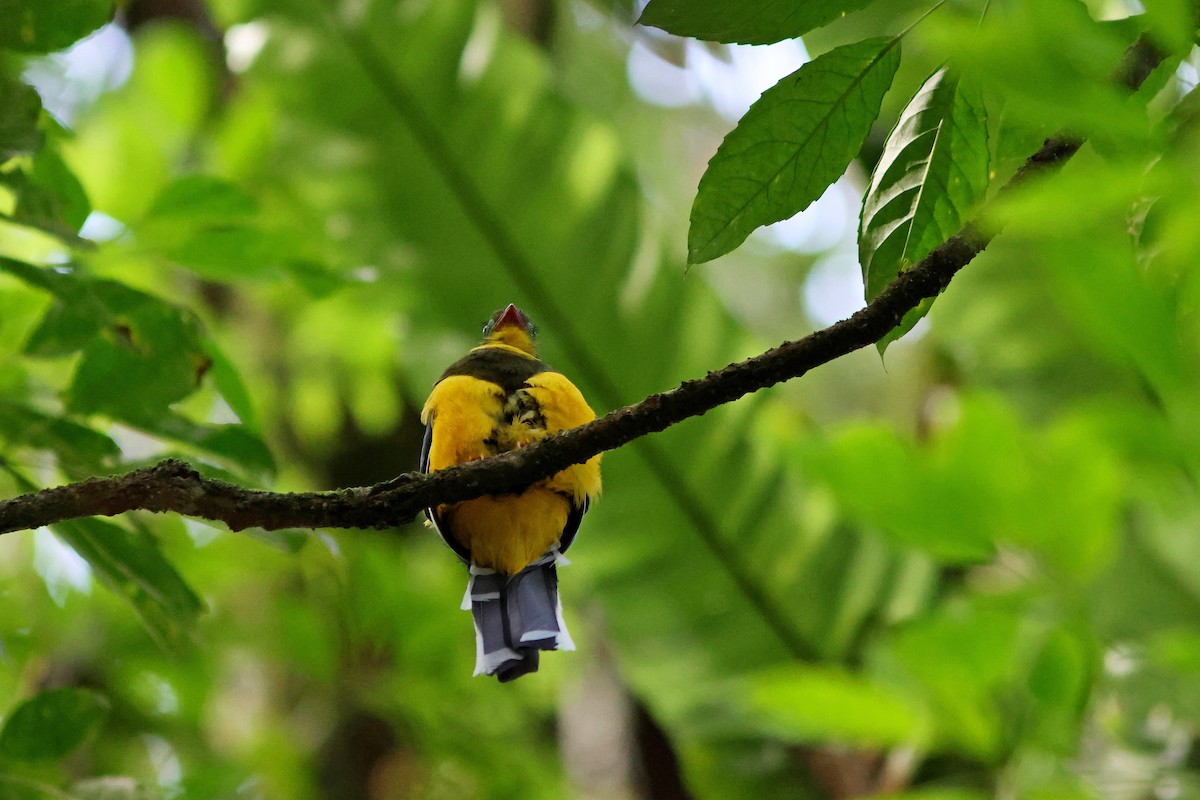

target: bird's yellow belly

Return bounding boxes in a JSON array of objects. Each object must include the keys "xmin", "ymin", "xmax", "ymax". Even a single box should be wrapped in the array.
[{"xmin": 441, "ymin": 488, "xmax": 570, "ymax": 575}]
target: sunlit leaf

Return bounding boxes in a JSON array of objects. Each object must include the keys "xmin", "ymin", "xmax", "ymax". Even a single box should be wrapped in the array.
[
  {"xmin": 878, "ymin": 791, "xmax": 991, "ymax": 800},
  {"xmin": 1027, "ymin": 627, "xmax": 1095, "ymax": 751},
  {"xmin": 639, "ymin": 0, "xmax": 876, "ymax": 45},
  {"xmin": 70, "ymin": 777, "xmax": 155, "ymax": 800},
  {"xmin": 0, "ymin": 0, "xmax": 113, "ymax": 53},
  {"xmin": 877, "ymin": 599, "xmax": 1021, "ymax": 760},
  {"xmin": 205, "ymin": 339, "xmax": 261, "ymax": 431},
  {"xmin": 137, "ymin": 175, "xmax": 294, "ymax": 283},
  {"xmin": 1138, "ymin": 0, "xmax": 1195, "ymax": 55},
  {"xmin": 921, "ymin": 0, "xmax": 1142, "ymax": 146},
  {"xmin": 145, "ymin": 174, "xmax": 257, "ymax": 223},
  {"xmin": 0, "ymin": 687, "xmax": 109, "ymax": 760},
  {"xmin": 859, "ymin": 68, "xmax": 988, "ymax": 351},
  {"xmin": 688, "ymin": 37, "xmax": 901, "ymax": 264},
  {"xmin": 805, "ymin": 424, "xmax": 996, "ymax": 562},
  {"xmin": 161, "ymin": 226, "xmax": 286, "ymax": 282},
  {"xmin": 749, "ymin": 665, "xmax": 928, "ymax": 746},
  {"xmin": 66, "ymin": 25, "xmax": 213, "ymax": 220},
  {"xmin": 3, "ymin": 259, "xmax": 273, "ymax": 476}
]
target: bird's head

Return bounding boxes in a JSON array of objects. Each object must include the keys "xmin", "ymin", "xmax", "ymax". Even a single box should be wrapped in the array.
[{"xmin": 482, "ymin": 303, "xmax": 538, "ymax": 356}]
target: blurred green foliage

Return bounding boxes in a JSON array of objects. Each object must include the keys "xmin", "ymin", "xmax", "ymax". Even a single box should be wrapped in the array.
[{"xmin": 0, "ymin": 0, "xmax": 1199, "ymax": 798}]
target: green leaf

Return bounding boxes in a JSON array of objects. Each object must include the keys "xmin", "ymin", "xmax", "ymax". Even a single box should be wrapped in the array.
[
  {"xmin": 4, "ymin": 268, "xmax": 211, "ymax": 420},
  {"xmin": 286, "ymin": 258, "xmax": 345, "ymax": 297},
  {"xmin": 859, "ymin": 68, "xmax": 989, "ymax": 351},
  {"xmin": 749, "ymin": 665, "xmax": 928, "ymax": 747},
  {"xmin": 30, "ymin": 145, "xmax": 92, "ymax": 231},
  {"xmin": 0, "ymin": 0, "xmax": 114, "ymax": 53},
  {"xmin": 0, "ymin": 147, "xmax": 93, "ymax": 242},
  {"xmin": 205, "ymin": 339, "xmax": 261, "ymax": 431},
  {"xmin": 52, "ymin": 518, "xmax": 204, "ymax": 648},
  {"xmin": 161, "ymin": 226, "xmax": 284, "ymax": 282},
  {"xmin": 1141, "ymin": 0, "xmax": 1195, "ymax": 52},
  {"xmin": 638, "ymin": 0, "xmax": 876, "ymax": 45},
  {"xmin": 70, "ymin": 777, "xmax": 155, "ymax": 800},
  {"xmin": 806, "ymin": 424, "xmax": 997, "ymax": 562},
  {"xmin": 879, "ymin": 599, "xmax": 1021, "ymax": 760},
  {"xmin": 145, "ymin": 174, "xmax": 257, "ymax": 224},
  {"xmin": 0, "ymin": 687, "xmax": 109, "ymax": 760},
  {"xmin": 880, "ymin": 792, "xmax": 991, "ymax": 800},
  {"xmin": 0, "ymin": 75, "xmax": 44, "ymax": 159},
  {"xmin": 146, "ymin": 412, "xmax": 276, "ymax": 479},
  {"xmin": 688, "ymin": 37, "xmax": 901, "ymax": 264},
  {"xmin": 137, "ymin": 175, "xmax": 290, "ymax": 283},
  {"xmin": 65, "ymin": 295, "xmax": 210, "ymax": 420},
  {"xmin": 241, "ymin": 526, "xmax": 310, "ymax": 553},
  {"xmin": 0, "ymin": 399, "xmax": 119, "ymax": 473},
  {"xmin": 1027, "ymin": 627, "xmax": 1094, "ymax": 751},
  {"xmin": 5, "ymin": 262, "xmax": 274, "ymax": 477}
]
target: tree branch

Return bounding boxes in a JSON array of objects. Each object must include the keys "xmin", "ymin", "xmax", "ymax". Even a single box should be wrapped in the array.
[{"xmin": 0, "ymin": 34, "xmax": 1166, "ymax": 538}]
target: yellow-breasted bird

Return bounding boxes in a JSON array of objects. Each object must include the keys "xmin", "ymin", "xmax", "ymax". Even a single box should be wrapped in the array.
[{"xmin": 420, "ymin": 304, "xmax": 601, "ymax": 681}]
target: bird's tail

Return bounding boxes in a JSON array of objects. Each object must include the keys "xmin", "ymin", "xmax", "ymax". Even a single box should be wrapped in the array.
[{"xmin": 462, "ymin": 553, "xmax": 574, "ymax": 682}]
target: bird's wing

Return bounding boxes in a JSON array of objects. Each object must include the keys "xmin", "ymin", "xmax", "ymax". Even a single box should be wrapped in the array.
[
  {"xmin": 421, "ymin": 419, "xmax": 472, "ymax": 564},
  {"xmin": 419, "ymin": 419, "xmax": 432, "ymax": 473},
  {"xmin": 421, "ymin": 375, "xmax": 506, "ymax": 564},
  {"xmin": 558, "ymin": 496, "xmax": 589, "ymax": 554},
  {"xmin": 522, "ymin": 371, "xmax": 597, "ymax": 434},
  {"xmin": 522, "ymin": 371, "xmax": 602, "ymax": 507}
]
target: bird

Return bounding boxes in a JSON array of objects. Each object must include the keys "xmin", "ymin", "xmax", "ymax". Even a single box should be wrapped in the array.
[{"xmin": 420, "ymin": 304, "xmax": 601, "ymax": 681}]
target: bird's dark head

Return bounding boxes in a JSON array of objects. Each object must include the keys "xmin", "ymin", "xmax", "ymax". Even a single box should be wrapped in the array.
[{"xmin": 482, "ymin": 303, "xmax": 538, "ymax": 355}]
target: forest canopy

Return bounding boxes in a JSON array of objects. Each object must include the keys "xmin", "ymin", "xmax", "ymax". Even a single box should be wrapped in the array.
[{"xmin": 1, "ymin": 0, "xmax": 1200, "ymax": 798}]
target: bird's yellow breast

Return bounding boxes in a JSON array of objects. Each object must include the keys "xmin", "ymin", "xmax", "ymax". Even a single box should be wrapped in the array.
[{"xmin": 421, "ymin": 358, "xmax": 601, "ymax": 575}]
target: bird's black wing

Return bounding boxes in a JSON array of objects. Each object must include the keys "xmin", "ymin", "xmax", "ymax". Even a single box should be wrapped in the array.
[{"xmin": 557, "ymin": 496, "xmax": 588, "ymax": 555}]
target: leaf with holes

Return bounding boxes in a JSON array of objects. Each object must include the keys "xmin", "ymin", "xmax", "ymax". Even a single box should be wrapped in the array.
[
  {"xmin": 859, "ymin": 69, "xmax": 989, "ymax": 351},
  {"xmin": 689, "ymin": 37, "xmax": 901, "ymax": 265},
  {"xmin": 639, "ymin": 0, "xmax": 878, "ymax": 45}
]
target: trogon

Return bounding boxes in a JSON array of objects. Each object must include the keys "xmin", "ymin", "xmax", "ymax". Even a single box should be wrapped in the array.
[{"xmin": 420, "ymin": 304, "xmax": 601, "ymax": 681}]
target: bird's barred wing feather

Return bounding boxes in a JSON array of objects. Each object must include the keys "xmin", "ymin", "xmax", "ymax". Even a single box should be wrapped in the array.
[{"xmin": 522, "ymin": 371, "xmax": 602, "ymax": 506}]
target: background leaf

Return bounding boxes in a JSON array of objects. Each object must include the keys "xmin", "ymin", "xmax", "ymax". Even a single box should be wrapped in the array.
[
  {"xmin": 639, "ymin": 0, "xmax": 877, "ymax": 45},
  {"xmin": 749, "ymin": 665, "xmax": 929, "ymax": 747},
  {"xmin": 0, "ymin": 688, "xmax": 109, "ymax": 761},
  {"xmin": 0, "ymin": 0, "xmax": 1198, "ymax": 797},
  {"xmin": 0, "ymin": 0, "xmax": 113, "ymax": 53},
  {"xmin": 50, "ymin": 518, "xmax": 204, "ymax": 649},
  {"xmin": 0, "ymin": 75, "xmax": 43, "ymax": 159},
  {"xmin": 0, "ymin": 399, "xmax": 118, "ymax": 474},
  {"xmin": 688, "ymin": 37, "xmax": 901, "ymax": 264},
  {"xmin": 859, "ymin": 68, "xmax": 989, "ymax": 350}
]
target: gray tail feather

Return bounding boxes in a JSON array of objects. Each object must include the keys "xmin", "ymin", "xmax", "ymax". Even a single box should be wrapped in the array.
[{"xmin": 464, "ymin": 554, "xmax": 574, "ymax": 682}]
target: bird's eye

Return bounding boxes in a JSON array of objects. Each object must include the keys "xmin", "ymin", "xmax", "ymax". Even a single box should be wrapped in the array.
[
  {"xmin": 482, "ymin": 319, "xmax": 496, "ymax": 336},
  {"xmin": 527, "ymin": 321, "xmax": 538, "ymax": 339}
]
